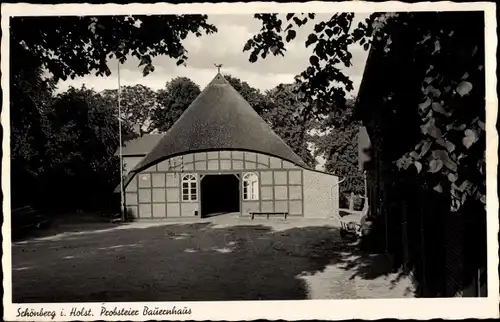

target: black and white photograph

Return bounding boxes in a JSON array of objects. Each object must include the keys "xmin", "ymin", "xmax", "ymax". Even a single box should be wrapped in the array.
[{"xmin": 2, "ymin": 2, "xmax": 498, "ymax": 321}]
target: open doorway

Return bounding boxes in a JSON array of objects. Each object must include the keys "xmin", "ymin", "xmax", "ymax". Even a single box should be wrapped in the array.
[{"xmin": 200, "ymin": 174, "xmax": 240, "ymax": 218}]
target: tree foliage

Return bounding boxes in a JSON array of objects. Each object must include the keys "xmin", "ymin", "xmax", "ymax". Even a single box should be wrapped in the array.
[
  {"xmin": 151, "ymin": 77, "xmax": 201, "ymax": 133},
  {"xmin": 244, "ymin": 13, "xmax": 372, "ymax": 113},
  {"xmin": 312, "ymin": 99, "xmax": 364, "ymax": 196},
  {"xmin": 10, "ymin": 15, "xmax": 216, "ymax": 209},
  {"xmin": 244, "ymin": 12, "xmax": 486, "ymax": 213},
  {"xmin": 101, "ymin": 84, "xmax": 158, "ymax": 137},
  {"xmin": 264, "ymin": 83, "xmax": 316, "ymax": 167},
  {"xmin": 245, "ymin": 12, "xmax": 486, "ymax": 296},
  {"xmin": 25, "ymin": 86, "xmax": 133, "ymax": 210},
  {"xmin": 386, "ymin": 12, "xmax": 486, "ymax": 212},
  {"xmin": 11, "ymin": 15, "xmax": 217, "ymax": 81},
  {"xmin": 223, "ymin": 74, "xmax": 270, "ymax": 115},
  {"xmin": 223, "ymin": 75, "xmax": 316, "ymax": 166}
]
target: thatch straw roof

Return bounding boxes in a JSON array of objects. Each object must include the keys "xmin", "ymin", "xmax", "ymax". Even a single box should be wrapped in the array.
[
  {"xmin": 116, "ymin": 73, "xmax": 308, "ymax": 192},
  {"xmin": 132, "ymin": 73, "xmax": 306, "ymax": 171}
]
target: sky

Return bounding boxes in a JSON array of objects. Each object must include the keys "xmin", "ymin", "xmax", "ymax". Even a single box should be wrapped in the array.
[{"xmin": 56, "ymin": 13, "xmax": 370, "ymax": 97}]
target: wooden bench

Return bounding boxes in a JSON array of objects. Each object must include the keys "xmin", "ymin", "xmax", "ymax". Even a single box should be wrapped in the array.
[{"xmin": 250, "ymin": 212, "xmax": 288, "ymax": 220}]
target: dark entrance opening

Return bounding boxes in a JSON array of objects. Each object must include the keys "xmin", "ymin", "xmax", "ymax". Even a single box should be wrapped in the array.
[{"xmin": 200, "ymin": 174, "xmax": 240, "ymax": 218}]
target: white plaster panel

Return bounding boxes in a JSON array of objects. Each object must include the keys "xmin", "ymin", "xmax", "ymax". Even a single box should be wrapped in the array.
[
  {"xmin": 139, "ymin": 204, "xmax": 152, "ymax": 218},
  {"xmin": 152, "ymin": 188, "xmax": 166, "ymax": 202},
  {"xmin": 138, "ymin": 173, "xmax": 151, "ymax": 188},
  {"xmin": 152, "ymin": 204, "xmax": 166, "ymax": 218},
  {"xmin": 167, "ymin": 203, "xmax": 180, "ymax": 217},
  {"xmin": 138, "ymin": 189, "xmax": 151, "ymax": 203},
  {"xmin": 152, "ymin": 173, "xmax": 166, "ymax": 187},
  {"xmin": 274, "ymin": 186, "xmax": 288, "ymax": 200},
  {"xmin": 125, "ymin": 192, "xmax": 138, "ymax": 206}
]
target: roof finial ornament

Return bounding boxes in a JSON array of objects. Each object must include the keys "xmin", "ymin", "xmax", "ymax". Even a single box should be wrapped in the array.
[{"xmin": 214, "ymin": 63, "xmax": 223, "ymax": 74}]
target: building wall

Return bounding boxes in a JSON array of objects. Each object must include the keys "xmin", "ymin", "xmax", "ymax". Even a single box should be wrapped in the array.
[
  {"xmin": 124, "ymin": 150, "xmax": 315, "ymax": 219},
  {"xmin": 303, "ymin": 169, "xmax": 339, "ymax": 219}
]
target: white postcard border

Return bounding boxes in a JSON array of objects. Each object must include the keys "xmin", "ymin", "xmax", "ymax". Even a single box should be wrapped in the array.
[{"xmin": 2, "ymin": 2, "xmax": 498, "ymax": 321}]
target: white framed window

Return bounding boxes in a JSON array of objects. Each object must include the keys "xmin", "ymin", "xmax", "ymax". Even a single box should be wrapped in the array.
[
  {"xmin": 243, "ymin": 172, "xmax": 259, "ymax": 200},
  {"xmin": 182, "ymin": 174, "xmax": 198, "ymax": 201}
]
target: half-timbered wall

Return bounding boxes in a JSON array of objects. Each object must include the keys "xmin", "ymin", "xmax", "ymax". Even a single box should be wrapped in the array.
[{"xmin": 124, "ymin": 150, "xmax": 338, "ymax": 219}]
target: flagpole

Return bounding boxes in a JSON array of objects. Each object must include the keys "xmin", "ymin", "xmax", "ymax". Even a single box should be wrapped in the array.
[{"xmin": 118, "ymin": 60, "xmax": 125, "ymax": 221}]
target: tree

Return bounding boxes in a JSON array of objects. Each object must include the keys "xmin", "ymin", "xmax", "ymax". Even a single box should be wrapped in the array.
[
  {"xmin": 243, "ymin": 13, "xmax": 368, "ymax": 114},
  {"xmin": 312, "ymin": 99, "xmax": 364, "ymax": 197},
  {"xmin": 223, "ymin": 75, "xmax": 316, "ymax": 166},
  {"xmin": 244, "ymin": 11, "xmax": 486, "ymax": 296},
  {"xmin": 11, "ymin": 15, "xmax": 217, "ymax": 81},
  {"xmin": 224, "ymin": 74, "xmax": 270, "ymax": 115},
  {"xmin": 10, "ymin": 15, "xmax": 216, "ymax": 208},
  {"xmin": 265, "ymin": 83, "xmax": 316, "ymax": 167},
  {"xmin": 243, "ymin": 11, "xmax": 486, "ymax": 213},
  {"xmin": 150, "ymin": 77, "xmax": 201, "ymax": 133},
  {"xmin": 101, "ymin": 84, "xmax": 158, "ymax": 136},
  {"xmin": 10, "ymin": 63, "xmax": 56, "ymax": 208},
  {"xmin": 41, "ymin": 86, "xmax": 133, "ymax": 210}
]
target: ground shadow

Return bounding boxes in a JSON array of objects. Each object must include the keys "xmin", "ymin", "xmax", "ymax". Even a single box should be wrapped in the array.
[
  {"xmin": 12, "ymin": 220, "xmax": 412, "ymax": 303},
  {"xmin": 11, "ymin": 212, "xmax": 132, "ymax": 242},
  {"xmin": 202, "ymin": 212, "xmax": 234, "ymax": 219}
]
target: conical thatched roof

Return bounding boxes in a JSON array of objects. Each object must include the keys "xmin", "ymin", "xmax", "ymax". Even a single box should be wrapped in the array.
[{"xmin": 120, "ymin": 73, "xmax": 307, "ymax": 189}]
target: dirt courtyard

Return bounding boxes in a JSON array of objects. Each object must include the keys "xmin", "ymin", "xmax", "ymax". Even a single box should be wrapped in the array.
[{"xmin": 11, "ymin": 214, "xmax": 415, "ymax": 302}]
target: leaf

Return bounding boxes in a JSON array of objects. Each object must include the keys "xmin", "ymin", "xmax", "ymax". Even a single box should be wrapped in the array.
[
  {"xmin": 425, "ymin": 86, "xmax": 442, "ymax": 98},
  {"xmin": 419, "ymin": 97, "xmax": 431, "ymax": 111},
  {"xmin": 431, "ymin": 102, "xmax": 448, "ymax": 115},
  {"xmin": 448, "ymin": 173, "xmax": 458, "ymax": 183},
  {"xmin": 286, "ymin": 13, "xmax": 294, "ymax": 21},
  {"xmin": 456, "ymin": 81, "xmax": 473, "ymax": 96},
  {"xmin": 286, "ymin": 30, "xmax": 297, "ymax": 42},
  {"xmin": 243, "ymin": 41, "xmax": 251, "ymax": 52},
  {"xmin": 433, "ymin": 183, "xmax": 443, "ymax": 193},
  {"xmin": 414, "ymin": 161, "xmax": 422, "ymax": 173},
  {"xmin": 478, "ymin": 120, "xmax": 485, "ymax": 130},
  {"xmin": 396, "ymin": 156, "xmax": 412, "ymax": 170},
  {"xmin": 423, "ymin": 77, "xmax": 434, "ymax": 86},
  {"xmin": 456, "ymin": 180, "xmax": 471, "ymax": 192},
  {"xmin": 428, "ymin": 159, "xmax": 443, "ymax": 173},
  {"xmin": 421, "ymin": 119, "xmax": 442, "ymax": 139},
  {"xmin": 432, "ymin": 149, "xmax": 457, "ymax": 171},
  {"xmin": 309, "ymin": 55, "xmax": 319, "ymax": 67},
  {"xmin": 462, "ymin": 129, "xmax": 479, "ymax": 148},
  {"xmin": 314, "ymin": 23, "xmax": 325, "ymax": 33},
  {"xmin": 420, "ymin": 140, "xmax": 432, "ymax": 157},
  {"xmin": 249, "ymin": 52, "xmax": 258, "ymax": 63},
  {"xmin": 480, "ymin": 194, "xmax": 486, "ymax": 204},
  {"xmin": 436, "ymin": 138, "xmax": 455, "ymax": 153},
  {"xmin": 305, "ymin": 33, "xmax": 318, "ymax": 47},
  {"xmin": 363, "ymin": 43, "xmax": 370, "ymax": 51}
]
